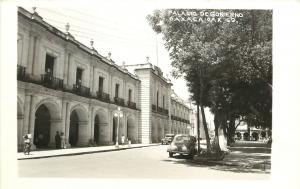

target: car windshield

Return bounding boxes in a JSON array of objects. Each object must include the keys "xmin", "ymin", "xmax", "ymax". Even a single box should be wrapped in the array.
[{"xmin": 175, "ymin": 136, "xmax": 189, "ymax": 142}]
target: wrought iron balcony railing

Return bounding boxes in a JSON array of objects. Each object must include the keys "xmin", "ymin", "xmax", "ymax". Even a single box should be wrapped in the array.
[
  {"xmin": 171, "ymin": 115, "xmax": 190, "ymax": 124},
  {"xmin": 41, "ymin": 74, "xmax": 64, "ymax": 90},
  {"xmin": 73, "ymin": 84, "xmax": 90, "ymax": 97},
  {"xmin": 114, "ymin": 97, "xmax": 125, "ymax": 106},
  {"xmin": 127, "ymin": 101, "xmax": 136, "ymax": 109},
  {"xmin": 155, "ymin": 106, "xmax": 168, "ymax": 116},
  {"xmin": 96, "ymin": 91, "xmax": 110, "ymax": 103},
  {"xmin": 17, "ymin": 65, "xmax": 26, "ymax": 81}
]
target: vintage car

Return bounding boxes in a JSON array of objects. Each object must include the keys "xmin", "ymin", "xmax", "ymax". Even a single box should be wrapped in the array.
[
  {"xmin": 167, "ymin": 134, "xmax": 197, "ymax": 158},
  {"xmin": 161, "ymin": 134, "xmax": 175, "ymax": 145}
]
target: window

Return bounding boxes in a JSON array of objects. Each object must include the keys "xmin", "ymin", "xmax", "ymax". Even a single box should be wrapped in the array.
[
  {"xmin": 115, "ymin": 83, "xmax": 119, "ymax": 98},
  {"xmin": 45, "ymin": 54, "xmax": 55, "ymax": 75},
  {"xmin": 163, "ymin": 95, "xmax": 165, "ymax": 109},
  {"xmin": 98, "ymin": 77, "xmax": 104, "ymax": 93},
  {"xmin": 76, "ymin": 68, "xmax": 83, "ymax": 85},
  {"xmin": 128, "ymin": 89, "xmax": 132, "ymax": 102}
]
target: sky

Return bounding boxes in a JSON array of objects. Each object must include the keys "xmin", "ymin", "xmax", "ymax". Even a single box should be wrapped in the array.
[{"xmin": 22, "ymin": 4, "xmax": 191, "ymax": 102}]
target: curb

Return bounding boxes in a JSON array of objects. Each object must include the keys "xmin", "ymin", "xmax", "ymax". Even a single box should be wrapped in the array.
[{"xmin": 18, "ymin": 144, "xmax": 160, "ymax": 160}]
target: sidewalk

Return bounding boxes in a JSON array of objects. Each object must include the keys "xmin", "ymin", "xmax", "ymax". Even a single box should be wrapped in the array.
[
  {"xmin": 192, "ymin": 141, "xmax": 271, "ymax": 173},
  {"xmin": 18, "ymin": 143, "xmax": 159, "ymax": 160}
]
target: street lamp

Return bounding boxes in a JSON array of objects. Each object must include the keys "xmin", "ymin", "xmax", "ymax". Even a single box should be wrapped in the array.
[{"xmin": 114, "ymin": 106, "xmax": 123, "ymax": 148}]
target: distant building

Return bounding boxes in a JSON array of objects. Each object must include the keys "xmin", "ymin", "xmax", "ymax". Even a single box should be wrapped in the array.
[
  {"xmin": 235, "ymin": 121, "xmax": 270, "ymax": 141},
  {"xmin": 17, "ymin": 7, "xmax": 193, "ymax": 151}
]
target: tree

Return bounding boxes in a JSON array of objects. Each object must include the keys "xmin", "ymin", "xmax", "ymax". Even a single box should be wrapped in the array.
[{"xmin": 147, "ymin": 9, "xmax": 272, "ymax": 151}]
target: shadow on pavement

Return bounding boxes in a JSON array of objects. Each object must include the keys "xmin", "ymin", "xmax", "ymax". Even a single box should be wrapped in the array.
[{"xmin": 162, "ymin": 141, "xmax": 271, "ymax": 174}]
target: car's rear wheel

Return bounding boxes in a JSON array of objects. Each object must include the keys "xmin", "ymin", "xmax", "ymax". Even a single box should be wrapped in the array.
[{"xmin": 169, "ymin": 152, "xmax": 173, "ymax": 157}]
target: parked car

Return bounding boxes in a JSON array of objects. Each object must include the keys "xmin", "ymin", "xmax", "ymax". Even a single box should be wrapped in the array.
[
  {"xmin": 167, "ymin": 134, "xmax": 197, "ymax": 159},
  {"xmin": 161, "ymin": 134, "xmax": 175, "ymax": 145}
]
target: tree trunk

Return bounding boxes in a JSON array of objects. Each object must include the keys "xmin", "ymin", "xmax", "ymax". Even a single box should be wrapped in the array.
[
  {"xmin": 196, "ymin": 104, "xmax": 201, "ymax": 155},
  {"xmin": 213, "ymin": 111, "xmax": 221, "ymax": 152},
  {"xmin": 227, "ymin": 115, "xmax": 236, "ymax": 145},
  {"xmin": 200, "ymin": 105, "xmax": 211, "ymax": 153}
]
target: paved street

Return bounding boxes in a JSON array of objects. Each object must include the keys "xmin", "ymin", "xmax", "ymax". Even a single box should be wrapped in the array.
[{"xmin": 18, "ymin": 142, "xmax": 270, "ymax": 179}]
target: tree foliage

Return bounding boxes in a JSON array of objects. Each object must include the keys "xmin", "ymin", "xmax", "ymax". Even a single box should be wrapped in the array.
[{"xmin": 147, "ymin": 9, "xmax": 272, "ymax": 146}]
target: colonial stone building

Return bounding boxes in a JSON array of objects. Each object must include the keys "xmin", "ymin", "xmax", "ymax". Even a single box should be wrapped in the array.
[
  {"xmin": 170, "ymin": 92, "xmax": 192, "ymax": 136},
  {"xmin": 17, "ymin": 7, "xmax": 192, "ymax": 151}
]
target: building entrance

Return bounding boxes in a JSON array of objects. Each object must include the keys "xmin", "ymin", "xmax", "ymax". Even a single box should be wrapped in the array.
[
  {"xmin": 69, "ymin": 111, "xmax": 79, "ymax": 146},
  {"xmin": 34, "ymin": 105, "xmax": 51, "ymax": 148},
  {"xmin": 94, "ymin": 115, "xmax": 100, "ymax": 144}
]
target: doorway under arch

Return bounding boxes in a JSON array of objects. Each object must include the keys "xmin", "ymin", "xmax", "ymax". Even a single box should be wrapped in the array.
[
  {"xmin": 34, "ymin": 105, "xmax": 51, "ymax": 148},
  {"xmin": 94, "ymin": 115, "xmax": 100, "ymax": 144},
  {"xmin": 69, "ymin": 111, "xmax": 79, "ymax": 146}
]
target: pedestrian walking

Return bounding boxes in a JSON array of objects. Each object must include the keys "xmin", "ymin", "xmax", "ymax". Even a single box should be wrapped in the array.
[
  {"xmin": 121, "ymin": 135, "xmax": 125, "ymax": 146},
  {"xmin": 60, "ymin": 132, "xmax": 66, "ymax": 149},
  {"xmin": 55, "ymin": 131, "xmax": 61, "ymax": 149}
]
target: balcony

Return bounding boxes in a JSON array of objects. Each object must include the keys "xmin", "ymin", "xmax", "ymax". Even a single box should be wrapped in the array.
[
  {"xmin": 127, "ymin": 101, "xmax": 136, "ymax": 109},
  {"xmin": 152, "ymin": 105, "xmax": 168, "ymax": 116},
  {"xmin": 171, "ymin": 115, "xmax": 190, "ymax": 124},
  {"xmin": 157, "ymin": 106, "xmax": 168, "ymax": 115},
  {"xmin": 73, "ymin": 84, "xmax": 90, "ymax": 97},
  {"xmin": 114, "ymin": 97, "xmax": 125, "ymax": 106},
  {"xmin": 96, "ymin": 91, "xmax": 110, "ymax": 103},
  {"xmin": 17, "ymin": 65, "xmax": 26, "ymax": 81},
  {"xmin": 41, "ymin": 74, "xmax": 64, "ymax": 90},
  {"xmin": 162, "ymin": 108, "xmax": 169, "ymax": 115}
]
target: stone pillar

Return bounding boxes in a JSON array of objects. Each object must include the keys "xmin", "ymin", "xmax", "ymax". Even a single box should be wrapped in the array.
[
  {"xmin": 61, "ymin": 101, "xmax": 67, "ymax": 138},
  {"xmin": 26, "ymin": 33, "xmax": 35, "ymax": 75},
  {"xmin": 32, "ymin": 36, "xmax": 41, "ymax": 75},
  {"xmin": 17, "ymin": 114, "xmax": 24, "ymax": 151},
  {"xmin": 89, "ymin": 65, "xmax": 94, "ymax": 95},
  {"xmin": 109, "ymin": 110, "xmax": 114, "ymax": 144},
  {"xmin": 67, "ymin": 56, "xmax": 73, "ymax": 88},
  {"xmin": 64, "ymin": 102, "xmax": 71, "ymax": 147},
  {"xmin": 108, "ymin": 71, "xmax": 112, "ymax": 101},
  {"xmin": 123, "ymin": 80, "xmax": 126, "ymax": 101},
  {"xmin": 90, "ymin": 107, "xmax": 95, "ymax": 141},
  {"xmin": 123, "ymin": 112, "xmax": 127, "ymax": 137},
  {"xmin": 92, "ymin": 67, "xmax": 97, "ymax": 96},
  {"xmin": 27, "ymin": 95, "xmax": 37, "ymax": 150},
  {"xmin": 63, "ymin": 51, "xmax": 71, "ymax": 86},
  {"xmin": 77, "ymin": 121, "xmax": 89, "ymax": 146}
]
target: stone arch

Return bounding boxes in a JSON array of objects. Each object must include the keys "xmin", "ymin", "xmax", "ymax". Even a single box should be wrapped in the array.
[
  {"xmin": 33, "ymin": 99, "xmax": 61, "ymax": 149},
  {"xmin": 93, "ymin": 108, "xmax": 108, "ymax": 145},
  {"xmin": 34, "ymin": 98, "xmax": 61, "ymax": 120},
  {"xmin": 17, "ymin": 97, "xmax": 24, "ymax": 151},
  {"xmin": 69, "ymin": 104, "xmax": 88, "ymax": 147},
  {"xmin": 70, "ymin": 104, "xmax": 88, "ymax": 122}
]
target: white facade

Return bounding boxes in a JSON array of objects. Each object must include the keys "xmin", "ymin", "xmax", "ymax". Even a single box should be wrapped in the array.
[
  {"xmin": 17, "ymin": 8, "xmax": 140, "ymax": 150},
  {"xmin": 17, "ymin": 7, "xmax": 192, "ymax": 150}
]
